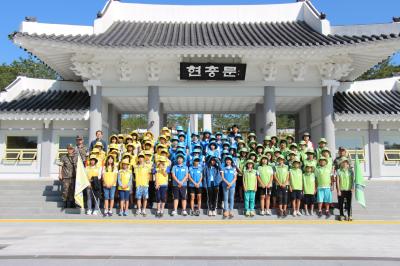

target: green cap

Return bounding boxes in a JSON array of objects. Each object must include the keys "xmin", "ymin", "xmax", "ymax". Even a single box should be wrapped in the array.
[
  {"xmin": 319, "ymin": 138, "xmax": 327, "ymax": 144},
  {"xmin": 264, "ymin": 136, "xmax": 271, "ymax": 141},
  {"xmin": 318, "ymin": 156, "xmax": 328, "ymax": 162}
]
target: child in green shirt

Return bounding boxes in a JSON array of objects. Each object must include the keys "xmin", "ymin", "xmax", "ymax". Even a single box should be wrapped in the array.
[
  {"xmin": 274, "ymin": 155, "xmax": 289, "ymax": 217},
  {"xmin": 336, "ymin": 157, "xmax": 354, "ymax": 221},
  {"xmin": 243, "ymin": 160, "xmax": 258, "ymax": 217},
  {"xmin": 257, "ymin": 155, "xmax": 274, "ymax": 216},
  {"xmin": 302, "ymin": 164, "xmax": 316, "ymax": 216},
  {"xmin": 315, "ymin": 156, "xmax": 334, "ymax": 217},
  {"xmin": 289, "ymin": 158, "xmax": 303, "ymax": 217}
]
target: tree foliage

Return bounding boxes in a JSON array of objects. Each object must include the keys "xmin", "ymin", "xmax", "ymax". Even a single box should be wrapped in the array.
[
  {"xmin": 0, "ymin": 56, "xmax": 58, "ymax": 91},
  {"xmin": 357, "ymin": 57, "xmax": 400, "ymax": 81}
]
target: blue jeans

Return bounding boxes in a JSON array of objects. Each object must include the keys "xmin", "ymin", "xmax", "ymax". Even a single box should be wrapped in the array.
[
  {"xmin": 244, "ymin": 191, "xmax": 256, "ymax": 212},
  {"xmin": 223, "ymin": 186, "xmax": 235, "ymax": 211},
  {"xmin": 86, "ymin": 187, "xmax": 100, "ymax": 211}
]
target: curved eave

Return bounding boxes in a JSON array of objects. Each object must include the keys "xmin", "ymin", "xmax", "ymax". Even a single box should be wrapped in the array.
[
  {"xmin": 335, "ymin": 113, "xmax": 400, "ymax": 122},
  {"xmin": 12, "ymin": 33, "xmax": 400, "ymax": 82},
  {"xmin": 0, "ymin": 110, "xmax": 89, "ymax": 121}
]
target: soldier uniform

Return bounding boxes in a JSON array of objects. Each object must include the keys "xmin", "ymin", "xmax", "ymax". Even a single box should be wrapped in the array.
[{"xmin": 58, "ymin": 144, "xmax": 78, "ymax": 207}]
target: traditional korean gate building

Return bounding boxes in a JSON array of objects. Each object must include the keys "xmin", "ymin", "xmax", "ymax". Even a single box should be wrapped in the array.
[{"xmin": 1, "ymin": 0, "xmax": 400, "ymax": 179}]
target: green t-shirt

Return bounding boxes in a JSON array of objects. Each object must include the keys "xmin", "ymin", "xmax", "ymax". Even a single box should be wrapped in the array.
[
  {"xmin": 315, "ymin": 165, "xmax": 332, "ymax": 188},
  {"xmin": 257, "ymin": 165, "xmax": 274, "ymax": 187},
  {"xmin": 303, "ymin": 172, "xmax": 316, "ymax": 195},
  {"xmin": 243, "ymin": 169, "xmax": 257, "ymax": 191},
  {"xmin": 289, "ymin": 168, "xmax": 303, "ymax": 190},
  {"xmin": 337, "ymin": 168, "xmax": 354, "ymax": 191},
  {"xmin": 275, "ymin": 164, "xmax": 289, "ymax": 185}
]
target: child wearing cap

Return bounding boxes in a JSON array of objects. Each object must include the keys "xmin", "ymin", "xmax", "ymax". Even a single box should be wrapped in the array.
[
  {"xmin": 316, "ymin": 138, "xmax": 328, "ymax": 160},
  {"xmin": 315, "ymin": 156, "xmax": 334, "ymax": 217},
  {"xmin": 257, "ymin": 155, "xmax": 274, "ymax": 216},
  {"xmin": 102, "ymin": 155, "xmax": 118, "ymax": 217},
  {"xmin": 134, "ymin": 153, "xmax": 152, "ymax": 217},
  {"xmin": 117, "ymin": 158, "xmax": 133, "ymax": 216},
  {"xmin": 243, "ymin": 160, "xmax": 258, "ymax": 217},
  {"xmin": 303, "ymin": 163, "xmax": 316, "ymax": 216},
  {"xmin": 85, "ymin": 155, "xmax": 102, "ymax": 216},
  {"xmin": 171, "ymin": 154, "xmax": 189, "ymax": 216},
  {"xmin": 221, "ymin": 156, "xmax": 237, "ymax": 218},
  {"xmin": 188, "ymin": 157, "xmax": 203, "ymax": 216},
  {"xmin": 153, "ymin": 156, "xmax": 170, "ymax": 217},
  {"xmin": 336, "ymin": 157, "xmax": 354, "ymax": 221},
  {"xmin": 274, "ymin": 155, "xmax": 289, "ymax": 217},
  {"xmin": 289, "ymin": 158, "xmax": 303, "ymax": 216},
  {"xmin": 203, "ymin": 156, "xmax": 222, "ymax": 216}
]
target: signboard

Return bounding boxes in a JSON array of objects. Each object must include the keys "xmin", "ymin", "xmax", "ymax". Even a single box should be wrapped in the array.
[{"xmin": 180, "ymin": 62, "xmax": 246, "ymax": 81}]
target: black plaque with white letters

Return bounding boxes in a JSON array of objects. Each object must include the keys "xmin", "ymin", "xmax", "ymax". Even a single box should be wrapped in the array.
[{"xmin": 180, "ymin": 62, "xmax": 246, "ymax": 80}]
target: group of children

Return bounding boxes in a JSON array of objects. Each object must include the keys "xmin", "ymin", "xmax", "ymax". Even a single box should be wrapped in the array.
[{"xmin": 83, "ymin": 126, "xmax": 355, "ymax": 221}]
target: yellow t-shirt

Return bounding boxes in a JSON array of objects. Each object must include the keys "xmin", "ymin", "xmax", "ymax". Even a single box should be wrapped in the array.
[
  {"xmin": 103, "ymin": 166, "xmax": 117, "ymax": 187},
  {"xmin": 118, "ymin": 170, "xmax": 132, "ymax": 191},
  {"xmin": 86, "ymin": 166, "xmax": 101, "ymax": 181},
  {"xmin": 155, "ymin": 167, "xmax": 169, "ymax": 186},
  {"xmin": 135, "ymin": 164, "xmax": 151, "ymax": 187}
]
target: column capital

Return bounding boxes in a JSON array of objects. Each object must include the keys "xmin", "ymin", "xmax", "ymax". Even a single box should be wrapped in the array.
[{"xmin": 83, "ymin": 80, "xmax": 102, "ymax": 96}]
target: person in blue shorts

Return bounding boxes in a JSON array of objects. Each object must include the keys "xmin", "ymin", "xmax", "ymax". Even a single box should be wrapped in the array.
[
  {"xmin": 171, "ymin": 154, "xmax": 189, "ymax": 216},
  {"xmin": 188, "ymin": 157, "xmax": 203, "ymax": 216}
]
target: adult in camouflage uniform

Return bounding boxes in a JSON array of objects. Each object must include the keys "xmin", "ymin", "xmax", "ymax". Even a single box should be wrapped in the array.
[
  {"xmin": 58, "ymin": 144, "xmax": 78, "ymax": 208},
  {"xmin": 75, "ymin": 135, "xmax": 88, "ymax": 162}
]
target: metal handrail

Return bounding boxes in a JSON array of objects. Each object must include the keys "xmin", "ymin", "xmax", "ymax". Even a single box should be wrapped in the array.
[
  {"xmin": 384, "ymin": 149, "xmax": 400, "ymax": 162},
  {"xmin": 3, "ymin": 149, "xmax": 37, "ymax": 161}
]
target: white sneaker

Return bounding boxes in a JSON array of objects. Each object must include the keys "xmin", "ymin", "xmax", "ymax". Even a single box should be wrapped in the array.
[
  {"xmin": 182, "ymin": 210, "xmax": 188, "ymax": 216},
  {"xmin": 212, "ymin": 210, "xmax": 217, "ymax": 216},
  {"xmin": 142, "ymin": 209, "xmax": 147, "ymax": 216},
  {"xmin": 136, "ymin": 209, "xmax": 142, "ymax": 215},
  {"xmin": 310, "ymin": 210, "xmax": 314, "ymax": 216},
  {"xmin": 86, "ymin": 210, "xmax": 92, "ymax": 215},
  {"xmin": 292, "ymin": 210, "xmax": 297, "ymax": 217},
  {"xmin": 260, "ymin": 210, "xmax": 266, "ymax": 216},
  {"xmin": 297, "ymin": 211, "xmax": 302, "ymax": 217},
  {"xmin": 266, "ymin": 209, "xmax": 272, "ymax": 216},
  {"xmin": 171, "ymin": 210, "xmax": 178, "ymax": 216},
  {"xmin": 305, "ymin": 209, "xmax": 310, "ymax": 216},
  {"xmin": 208, "ymin": 210, "xmax": 212, "ymax": 216},
  {"xmin": 92, "ymin": 210, "xmax": 98, "ymax": 216}
]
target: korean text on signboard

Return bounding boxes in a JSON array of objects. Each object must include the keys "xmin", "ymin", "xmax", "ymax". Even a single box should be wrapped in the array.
[{"xmin": 180, "ymin": 63, "xmax": 246, "ymax": 81}]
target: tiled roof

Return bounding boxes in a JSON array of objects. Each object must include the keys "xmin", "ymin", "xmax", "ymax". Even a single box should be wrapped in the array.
[
  {"xmin": 14, "ymin": 21, "xmax": 400, "ymax": 48},
  {"xmin": 334, "ymin": 90, "xmax": 400, "ymax": 115},
  {"xmin": 0, "ymin": 90, "xmax": 89, "ymax": 112}
]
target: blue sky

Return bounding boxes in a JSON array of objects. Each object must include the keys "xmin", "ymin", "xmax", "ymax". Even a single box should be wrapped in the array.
[{"xmin": 1, "ymin": 0, "xmax": 399, "ymax": 64}]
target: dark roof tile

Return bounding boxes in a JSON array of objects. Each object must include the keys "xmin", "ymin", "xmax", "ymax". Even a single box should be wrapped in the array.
[
  {"xmin": 334, "ymin": 90, "xmax": 400, "ymax": 115},
  {"xmin": 16, "ymin": 21, "xmax": 400, "ymax": 48},
  {"xmin": 0, "ymin": 90, "xmax": 89, "ymax": 112}
]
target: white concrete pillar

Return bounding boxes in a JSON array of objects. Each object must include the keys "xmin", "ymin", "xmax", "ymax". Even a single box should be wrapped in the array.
[
  {"xmin": 148, "ymin": 86, "xmax": 160, "ymax": 138},
  {"xmin": 255, "ymin": 103, "xmax": 265, "ymax": 142},
  {"xmin": 159, "ymin": 103, "xmax": 165, "ymax": 129},
  {"xmin": 108, "ymin": 103, "xmax": 119, "ymax": 136},
  {"xmin": 203, "ymin": 114, "xmax": 212, "ymax": 132},
  {"xmin": 85, "ymin": 80, "xmax": 102, "ymax": 144},
  {"xmin": 322, "ymin": 80, "xmax": 339, "ymax": 154},
  {"xmin": 368, "ymin": 121, "xmax": 381, "ymax": 178},
  {"xmin": 40, "ymin": 121, "xmax": 53, "ymax": 178},
  {"xmin": 190, "ymin": 114, "xmax": 199, "ymax": 133},
  {"xmin": 249, "ymin": 113, "xmax": 256, "ymax": 132},
  {"xmin": 264, "ymin": 86, "xmax": 276, "ymax": 136}
]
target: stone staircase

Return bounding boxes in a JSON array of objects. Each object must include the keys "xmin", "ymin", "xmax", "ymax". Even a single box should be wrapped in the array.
[{"xmin": 0, "ymin": 179, "xmax": 399, "ymax": 220}]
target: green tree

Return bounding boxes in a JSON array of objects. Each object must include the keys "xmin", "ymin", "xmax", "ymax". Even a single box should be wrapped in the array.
[
  {"xmin": 357, "ymin": 57, "xmax": 400, "ymax": 81},
  {"xmin": 0, "ymin": 56, "xmax": 58, "ymax": 91}
]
